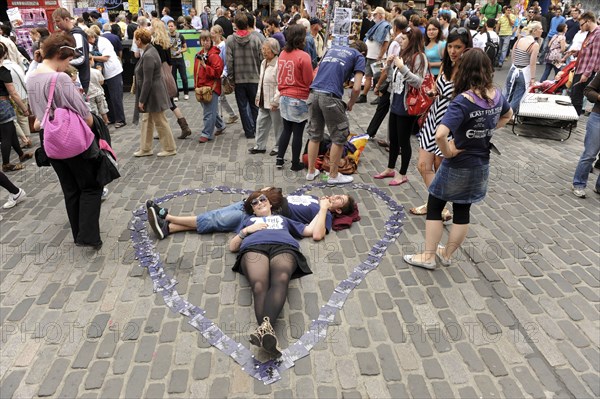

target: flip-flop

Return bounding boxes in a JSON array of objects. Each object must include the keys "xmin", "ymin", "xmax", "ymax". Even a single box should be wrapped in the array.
[{"xmin": 409, "ymin": 204, "xmax": 427, "ymax": 215}]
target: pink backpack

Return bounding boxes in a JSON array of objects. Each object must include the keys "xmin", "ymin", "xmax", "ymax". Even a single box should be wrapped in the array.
[{"xmin": 41, "ymin": 73, "xmax": 95, "ymax": 160}]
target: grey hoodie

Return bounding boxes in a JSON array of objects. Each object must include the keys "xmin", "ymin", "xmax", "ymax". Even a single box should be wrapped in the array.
[{"xmin": 226, "ymin": 31, "xmax": 264, "ymax": 84}]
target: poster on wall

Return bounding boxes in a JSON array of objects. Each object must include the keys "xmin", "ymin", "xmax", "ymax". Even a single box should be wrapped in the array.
[
  {"xmin": 332, "ymin": 8, "xmax": 351, "ymax": 36},
  {"xmin": 177, "ymin": 30, "xmax": 201, "ymax": 90}
]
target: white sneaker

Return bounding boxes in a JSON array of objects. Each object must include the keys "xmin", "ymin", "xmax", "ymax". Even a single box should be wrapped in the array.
[
  {"xmin": 327, "ymin": 173, "xmax": 353, "ymax": 184},
  {"xmin": 184, "ymin": 94, "xmax": 189, "ymax": 100},
  {"xmin": 3, "ymin": 188, "xmax": 26, "ymax": 209},
  {"xmin": 572, "ymin": 186, "xmax": 586, "ymax": 198},
  {"xmin": 101, "ymin": 187, "xmax": 109, "ymax": 201},
  {"xmin": 173, "ymin": 97, "xmax": 179, "ymax": 102},
  {"xmin": 306, "ymin": 170, "xmax": 320, "ymax": 181}
]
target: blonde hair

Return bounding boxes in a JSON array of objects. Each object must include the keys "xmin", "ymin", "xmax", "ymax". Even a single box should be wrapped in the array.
[
  {"xmin": 523, "ymin": 21, "xmax": 542, "ymax": 35},
  {"xmin": 65, "ymin": 65, "xmax": 78, "ymax": 78},
  {"xmin": 151, "ymin": 19, "xmax": 170, "ymax": 49},
  {"xmin": 87, "ymin": 25, "xmax": 101, "ymax": 36},
  {"xmin": 211, "ymin": 24, "xmax": 224, "ymax": 37}
]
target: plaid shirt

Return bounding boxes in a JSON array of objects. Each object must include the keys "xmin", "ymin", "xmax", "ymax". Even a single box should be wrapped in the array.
[{"xmin": 576, "ymin": 26, "xmax": 600, "ymax": 78}]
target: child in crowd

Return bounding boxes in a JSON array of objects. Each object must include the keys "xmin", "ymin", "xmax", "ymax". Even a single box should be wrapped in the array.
[{"xmin": 88, "ymin": 64, "xmax": 110, "ymax": 124}]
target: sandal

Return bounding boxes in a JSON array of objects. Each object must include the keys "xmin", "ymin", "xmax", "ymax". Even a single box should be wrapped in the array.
[
  {"xmin": 410, "ymin": 204, "xmax": 428, "ymax": 215},
  {"xmin": 19, "ymin": 152, "xmax": 33, "ymax": 162},
  {"xmin": 21, "ymin": 138, "xmax": 33, "ymax": 148},
  {"xmin": 2, "ymin": 163, "xmax": 24, "ymax": 172}
]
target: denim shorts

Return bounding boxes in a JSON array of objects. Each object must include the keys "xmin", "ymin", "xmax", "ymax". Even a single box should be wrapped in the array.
[
  {"xmin": 280, "ymin": 95, "xmax": 308, "ymax": 123},
  {"xmin": 196, "ymin": 201, "xmax": 246, "ymax": 234},
  {"xmin": 428, "ymin": 163, "xmax": 490, "ymax": 204}
]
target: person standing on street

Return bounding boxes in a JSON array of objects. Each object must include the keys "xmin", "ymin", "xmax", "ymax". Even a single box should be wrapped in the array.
[
  {"xmin": 52, "ymin": 8, "xmax": 90, "ymax": 92},
  {"xmin": 226, "ymin": 13, "xmax": 264, "ymax": 139},
  {"xmin": 356, "ymin": 7, "xmax": 390, "ymax": 104},
  {"xmin": 306, "ymin": 42, "xmax": 366, "ymax": 185},
  {"xmin": 572, "ymin": 72, "xmax": 600, "ymax": 198},
  {"xmin": 569, "ymin": 11, "xmax": 599, "ymax": 116},
  {"xmin": 496, "ymin": 6, "xmax": 516, "ymax": 68},
  {"xmin": 168, "ymin": 20, "xmax": 189, "ymax": 101}
]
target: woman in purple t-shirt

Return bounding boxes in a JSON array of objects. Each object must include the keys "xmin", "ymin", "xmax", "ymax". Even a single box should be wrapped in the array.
[
  {"xmin": 404, "ymin": 49, "xmax": 513, "ymax": 270},
  {"xmin": 229, "ymin": 190, "xmax": 328, "ymax": 358}
]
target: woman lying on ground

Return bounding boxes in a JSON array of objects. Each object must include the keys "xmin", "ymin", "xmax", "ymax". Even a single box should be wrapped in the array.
[{"xmin": 229, "ymin": 190, "xmax": 330, "ymax": 357}]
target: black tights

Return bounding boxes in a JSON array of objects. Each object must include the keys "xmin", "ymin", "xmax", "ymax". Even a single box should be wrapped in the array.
[
  {"xmin": 427, "ymin": 194, "xmax": 472, "ymax": 224},
  {"xmin": 241, "ymin": 251, "xmax": 297, "ymax": 324},
  {"xmin": 277, "ymin": 119, "xmax": 306, "ymax": 166},
  {"xmin": 1, "ymin": 121, "xmax": 23, "ymax": 165},
  {"xmin": 0, "ymin": 171, "xmax": 19, "ymax": 194},
  {"xmin": 388, "ymin": 113, "xmax": 417, "ymax": 175}
]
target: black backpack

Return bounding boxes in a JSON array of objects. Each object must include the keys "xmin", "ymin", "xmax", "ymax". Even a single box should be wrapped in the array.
[{"xmin": 484, "ymin": 32, "xmax": 499, "ymax": 64}]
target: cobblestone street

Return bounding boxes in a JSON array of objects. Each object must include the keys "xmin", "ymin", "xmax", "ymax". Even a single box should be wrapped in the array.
[{"xmin": 0, "ymin": 67, "xmax": 599, "ymax": 398}]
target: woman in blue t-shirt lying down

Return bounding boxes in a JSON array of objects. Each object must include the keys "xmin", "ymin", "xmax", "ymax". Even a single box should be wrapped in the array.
[
  {"xmin": 229, "ymin": 190, "xmax": 330, "ymax": 358},
  {"xmin": 404, "ymin": 49, "xmax": 513, "ymax": 271}
]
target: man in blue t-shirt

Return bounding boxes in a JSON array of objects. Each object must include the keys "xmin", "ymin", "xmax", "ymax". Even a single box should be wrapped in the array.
[{"xmin": 305, "ymin": 42, "xmax": 367, "ymax": 185}]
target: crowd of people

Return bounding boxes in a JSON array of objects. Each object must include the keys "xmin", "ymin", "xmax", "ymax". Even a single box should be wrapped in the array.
[{"xmin": 0, "ymin": 0, "xmax": 598, "ymax": 355}]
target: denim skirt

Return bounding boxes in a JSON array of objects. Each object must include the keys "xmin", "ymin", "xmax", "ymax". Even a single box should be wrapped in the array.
[
  {"xmin": 428, "ymin": 163, "xmax": 490, "ymax": 204},
  {"xmin": 280, "ymin": 95, "xmax": 308, "ymax": 123}
]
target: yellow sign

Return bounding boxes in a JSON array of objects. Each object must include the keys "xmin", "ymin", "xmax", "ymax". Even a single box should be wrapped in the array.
[{"xmin": 128, "ymin": 0, "xmax": 139, "ymax": 14}]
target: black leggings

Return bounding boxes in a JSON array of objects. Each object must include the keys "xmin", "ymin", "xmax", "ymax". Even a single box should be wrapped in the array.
[
  {"xmin": 0, "ymin": 171, "xmax": 19, "ymax": 194},
  {"xmin": 426, "ymin": 194, "xmax": 472, "ymax": 225},
  {"xmin": 1, "ymin": 121, "xmax": 23, "ymax": 165},
  {"xmin": 277, "ymin": 119, "xmax": 306, "ymax": 165},
  {"xmin": 388, "ymin": 113, "xmax": 417, "ymax": 175},
  {"xmin": 241, "ymin": 251, "xmax": 297, "ymax": 324}
]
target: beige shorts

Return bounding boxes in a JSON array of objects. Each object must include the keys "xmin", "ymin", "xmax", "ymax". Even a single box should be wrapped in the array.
[{"xmin": 89, "ymin": 95, "xmax": 108, "ymax": 116}]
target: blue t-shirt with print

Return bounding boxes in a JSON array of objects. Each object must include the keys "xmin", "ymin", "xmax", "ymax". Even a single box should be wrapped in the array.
[
  {"xmin": 238, "ymin": 215, "xmax": 306, "ymax": 251},
  {"xmin": 440, "ymin": 89, "xmax": 510, "ymax": 168},
  {"xmin": 285, "ymin": 195, "xmax": 332, "ymax": 233},
  {"xmin": 311, "ymin": 46, "xmax": 366, "ymax": 99}
]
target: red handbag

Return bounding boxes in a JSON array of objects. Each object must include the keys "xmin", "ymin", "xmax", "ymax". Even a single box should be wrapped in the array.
[{"xmin": 407, "ymin": 72, "xmax": 435, "ymax": 116}]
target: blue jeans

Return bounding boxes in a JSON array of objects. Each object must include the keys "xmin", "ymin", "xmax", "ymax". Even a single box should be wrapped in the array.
[
  {"xmin": 201, "ymin": 92, "xmax": 225, "ymax": 139},
  {"xmin": 504, "ymin": 67, "xmax": 526, "ymax": 114},
  {"xmin": 498, "ymin": 35, "xmax": 511, "ymax": 66},
  {"xmin": 196, "ymin": 201, "xmax": 245, "ymax": 233},
  {"xmin": 540, "ymin": 63, "xmax": 559, "ymax": 82},
  {"xmin": 234, "ymin": 83, "xmax": 259, "ymax": 138},
  {"xmin": 573, "ymin": 112, "xmax": 600, "ymax": 191}
]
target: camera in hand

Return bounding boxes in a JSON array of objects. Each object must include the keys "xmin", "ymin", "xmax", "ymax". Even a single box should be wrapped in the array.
[{"xmin": 196, "ymin": 53, "xmax": 208, "ymax": 62}]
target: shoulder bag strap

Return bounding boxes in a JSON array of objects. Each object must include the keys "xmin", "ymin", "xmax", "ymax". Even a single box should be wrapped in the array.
[{"xmin": 41, "ymin": 72, "xmax": 59, "ymax": 128}]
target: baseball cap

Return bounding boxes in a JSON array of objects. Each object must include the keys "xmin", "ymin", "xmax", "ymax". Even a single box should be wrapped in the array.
[{"xmin": 372, "ymin": 7, "xmax": 386, "ymax": 15}]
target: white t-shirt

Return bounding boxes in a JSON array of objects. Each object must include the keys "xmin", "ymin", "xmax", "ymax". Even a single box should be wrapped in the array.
[
  {"xmin": 95, "ymin": 36, "xmax": 123, "ymax": 80},
  {"xmin": 366, "ymin": 32, "xmax": 390, "ymax": 60},
  {"xmin": 473, "ymin": 30, "xmax": 499, "ymax": 50},
  {"xmin": 569, "ymin": 30, "xmax": 588, "ymax": 52},
  {"xmin": 88, "ymin": 67, "xmax": 105, "ymax": 99}
]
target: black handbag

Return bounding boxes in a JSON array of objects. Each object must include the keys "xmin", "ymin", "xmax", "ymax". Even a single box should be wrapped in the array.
[
  {"xmin": 34, "ymin": 130, "xmax": 51, "ymax": 167},
  {"xmin": 97, "ymin": 149, "xmax": 120, "ymax": 187}
]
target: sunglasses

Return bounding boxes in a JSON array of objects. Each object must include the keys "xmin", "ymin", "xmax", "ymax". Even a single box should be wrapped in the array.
[
  {"xmin": 450, "ymin": 27, "xmax": 468, "ymax": 35},
  {"xmin": 251, "ymin": 194, "xmax": 268, "ymax": 206}
]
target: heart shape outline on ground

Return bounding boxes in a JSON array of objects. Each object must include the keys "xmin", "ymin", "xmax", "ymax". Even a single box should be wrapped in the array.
[{"xmin": 128, "ymin": 182, "xmax": 405, "ymax": 384}]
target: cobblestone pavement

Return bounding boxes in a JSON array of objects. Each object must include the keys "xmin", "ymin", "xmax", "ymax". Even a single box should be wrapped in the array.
[{"xmin": 1, "ymin": 69, "xmax": 599, "ymax": 398}]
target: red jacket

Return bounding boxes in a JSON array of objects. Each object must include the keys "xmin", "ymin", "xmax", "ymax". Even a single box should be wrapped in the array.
[{"xmin": 194, "ymin": 45, "xmax": 223, "ymax": 95}]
